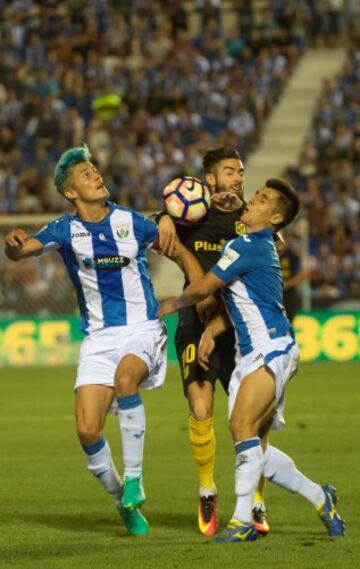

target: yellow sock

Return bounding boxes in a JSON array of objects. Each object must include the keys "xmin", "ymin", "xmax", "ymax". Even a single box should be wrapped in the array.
[
  {"xmin": 188, "ymin": 415, "xmax": 216, "ymax": 492},
  {"xmin": 254, "ymin": 474, "xmax": 266, "ymax": 506}
]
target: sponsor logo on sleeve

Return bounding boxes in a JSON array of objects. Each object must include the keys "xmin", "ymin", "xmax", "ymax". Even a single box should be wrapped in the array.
[{"xmin": 217, "ymin": 247, "xmax": 240, "ymax": 270}]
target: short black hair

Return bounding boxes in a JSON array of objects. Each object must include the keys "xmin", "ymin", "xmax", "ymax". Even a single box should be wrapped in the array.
[
  {"xmin": 265, "ymin": 177, "xmax": 300, "ymax": 230},
  {"xmin": 203, "ymin": 146, "xmax": 241, "ymax": 174}
]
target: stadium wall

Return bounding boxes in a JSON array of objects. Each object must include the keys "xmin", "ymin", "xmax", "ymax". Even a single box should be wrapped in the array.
[{"xmin": 0, "ymin": 312, "xmax": 359, "ymax": 367}]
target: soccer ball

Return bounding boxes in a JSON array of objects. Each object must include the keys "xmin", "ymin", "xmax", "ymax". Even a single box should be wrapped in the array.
[{"xmin": 163, "ymin": 177, "xmax": 211, "ymax": 223}]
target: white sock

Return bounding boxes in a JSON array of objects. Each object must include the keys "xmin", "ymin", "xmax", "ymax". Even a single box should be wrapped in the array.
[
  {"xmin": 233, "ymin": 437, "xmax": 264, "ymax": 524},
  {"xmin": 82, "ymin": 437, "xmax": 122, "ymax": 504},
  {"xmin": 117, "ymin": 393, "xmax": 145, "ymax": 478},
  {"xmin": 263, "ymin": 445, "xmax": 324, "ymax": 507}
]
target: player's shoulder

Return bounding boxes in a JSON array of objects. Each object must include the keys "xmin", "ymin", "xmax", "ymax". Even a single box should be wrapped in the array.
[
  {"xmin": 225, "ymin": 228, "xmax": 275, "ymax": 256},
  {"xmin": 41, "ymin": 214, "xmax": 73, "ymax": 233},
  {"xmin": 108, "ymin": 202, "xmax": 133, "ymax": 218},
  {"xmin": 110, "ymin": 203, "xmax": 153, "ymax": 225},
  {"xmin": 51, "ymin": 213, "xmax": 73, "ymax": 225},
  {"xmin": 34, "ymin": 213, "xmax": 73, "ymax": 246}
]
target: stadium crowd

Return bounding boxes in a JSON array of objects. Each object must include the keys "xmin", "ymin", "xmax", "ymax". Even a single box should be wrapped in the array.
[
  {"xmin": 285, "ymin": 44, "xmax": 360, "ymax": 305},
  {"xmin": 0, "ymin": 1, "xmax": 359, "ymax": 315},
  {"xmin": 0, "ymin": 0, "xmax": 314, "ymax": 216}
]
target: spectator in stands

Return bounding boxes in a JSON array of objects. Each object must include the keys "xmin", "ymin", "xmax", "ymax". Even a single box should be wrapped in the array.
[
  {"xmin": 2, "ymin": 0, "xmax": 357, "ymax": 313},
  {"xmin": 285, "ymin": 41, "xmax": 360, "ymax": 306},
  {"xmin": 0, "ymin": 0, "xmax": 305, "ymax": 216}
]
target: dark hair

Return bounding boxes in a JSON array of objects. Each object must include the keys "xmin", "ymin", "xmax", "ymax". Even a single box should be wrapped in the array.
[
  {"xmin": 265, "ymin": 177, "xmax": 300, "ymax": 230},
  {"xmin": 203, "ymin": 146, "xmax": 241, "ymax": 174}
]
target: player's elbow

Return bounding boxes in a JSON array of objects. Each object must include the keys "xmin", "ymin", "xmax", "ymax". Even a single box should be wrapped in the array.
[
  {"xmin": 5, "ymin": 247, "xmax": 22, "ymax": 261},
  {"xmin": 202, "ymin": 276, "xmax": 221, "ymax": 297},
  {"xmin": 201, "ymin": 272, "xmax": 225, "ymax": 298}
]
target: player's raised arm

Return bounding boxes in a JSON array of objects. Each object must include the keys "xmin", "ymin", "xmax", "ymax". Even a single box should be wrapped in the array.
[
  {"xmin": 158, "ymin": 214, "xmax": 177, "ymax": 256},
  {"xmin": 158, "ymin": 271, "xmax": 225, "ymax": 318},
  {"xmin": 168, "ymin": 240, "xmax": 204, "ymax": 282},
  {"xmin": 157, "ymin": 238, "xmax": 218, "ymax": 323},
  {"xmin": 158, "ymin": 235, "xmax": 250, "ymax": 318},
  {"xmin": 4, "ymin": 229, "xmax": 44, "ymax": 261},
  {"xmin": 148, "ymin": 211, "xmax": 177, "ymax": 256}
]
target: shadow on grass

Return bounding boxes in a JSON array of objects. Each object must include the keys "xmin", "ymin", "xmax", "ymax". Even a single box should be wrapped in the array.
[
  {"xmin": 19, "ymin": 511, "xmax": 120, "ymax": 536},
  {"xmin": 18, "ymin": 509, "xmax": 197, "ymax": 537},
  {"xmin": 146, "ymin": 510, "xmax": 195, "ymax": 530}
]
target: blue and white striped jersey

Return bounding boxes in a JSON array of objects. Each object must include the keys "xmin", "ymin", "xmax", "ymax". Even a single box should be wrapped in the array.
[
  {"xmin": 211, "ymin": 228, "xmax": 291, "ymax": 356},
  {"xmin": 34, "ymin": 202, "xmax": 159, "ymax": 335}
]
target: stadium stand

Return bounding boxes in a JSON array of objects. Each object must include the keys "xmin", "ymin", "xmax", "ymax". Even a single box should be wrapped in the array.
[
  {"xmin": 285, "ymin": 42, "xmax": 360, "ymax": 307},
  {"xmin": 0, "ymin": 0, "xmax": 306, "ymax": 216},
  {"xmin": 0, "ymin": 1, "xmax": 359, "ymax": 316}
]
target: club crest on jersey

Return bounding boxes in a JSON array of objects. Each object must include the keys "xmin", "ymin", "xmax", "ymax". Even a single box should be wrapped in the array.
[
  {"xmin": 235, "ymin": 222, "xmax": 246, "ymax": 235},
  {"xmin": 83, "ymin": 255, "xmax": 130, "ymax": 270},
  {"xmin": 116, "ymin": 225, "xmax": 130, "ymax": 239}
]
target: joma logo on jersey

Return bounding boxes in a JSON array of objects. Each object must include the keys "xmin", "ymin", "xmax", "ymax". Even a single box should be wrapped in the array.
[
  {"xmin": 83, "ymin": 255, "xmax": 130, "ymax": 270},
  {"xmin": 72, "ymin": 231, "xmax": 91, "ymax": 239},
  {"xmin": 194, "ymin": 239, "xmax": 225, "ymax": 252},
  {"xmin": 235, "ymin": 222, "xmax": 246, "ymax": 235}
]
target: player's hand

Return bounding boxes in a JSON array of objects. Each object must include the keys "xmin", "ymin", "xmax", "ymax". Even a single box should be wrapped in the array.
[
  {"xmin": 195, "ymin": 296, "xmax": 218, "ymax": 324},
  {"xmin": 212, "ymin": 192, "xmax": 243, "ymax": 211},
  {"xmin": 158, "ymin": 215, "xmax": 177, "ymax": 256},
  {"xmin": 198, "ymin": 329, "xmax": 215, "ymax": 371},
  {"xmin": 157, "ymin": 297, "xmax": 179, "ymax": 318},
  {"xmin": 4, "ymin": 229, "xmax": 29, "ymax": 248}
]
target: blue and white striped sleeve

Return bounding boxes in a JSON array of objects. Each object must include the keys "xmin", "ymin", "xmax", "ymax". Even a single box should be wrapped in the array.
[
  {"xmin": 33, "ymin": 217, "xmax": 67, "ymax": 251},
  {"xmin": 142, "ymin": 218, "xmax": 158, "ymax": 248}
]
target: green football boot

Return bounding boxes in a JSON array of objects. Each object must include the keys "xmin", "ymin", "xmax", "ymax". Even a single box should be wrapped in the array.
[
  {"xmin": 117, "ymin": 504, "xmax": 149, "ymax": 536},
  {"xmin": 121, "ymin": 476, "xmax": 146, "ymax": 508}
]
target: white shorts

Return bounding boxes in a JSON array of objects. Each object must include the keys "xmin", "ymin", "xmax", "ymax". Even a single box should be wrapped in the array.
[
  {"xmin": 228, "ymin": 335, "xmax": 300, "ymax": 430},
  {"xmin": 75, "ymin": 320, "xmax": 167, "ymax": 391}
]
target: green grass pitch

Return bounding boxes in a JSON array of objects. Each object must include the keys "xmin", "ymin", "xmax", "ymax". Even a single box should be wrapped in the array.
[{"xmin": 0, "ymin": 362, "xmax": 359, "ymax": 569}]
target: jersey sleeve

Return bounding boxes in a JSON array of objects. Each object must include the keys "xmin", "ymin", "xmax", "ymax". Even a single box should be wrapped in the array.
[
  {"xmin": 211, "ymin": 237, "xmax": 256, "ymax": 283},
  {"xmin": 131, "ymin": 211, "xmax": 159, "ymax": 249},
  {"xmin": 143, "ymin": 218, "xmax": 158, "ymax": 248},
  {"xmin": 33, "ymin": 218, "xmax": 67, "ymax": 251}
]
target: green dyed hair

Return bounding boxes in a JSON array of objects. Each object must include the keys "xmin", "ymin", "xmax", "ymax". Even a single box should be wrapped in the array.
[{"xmin": 54, "ymin": 144, "xmax": 92, "ymax": 194}]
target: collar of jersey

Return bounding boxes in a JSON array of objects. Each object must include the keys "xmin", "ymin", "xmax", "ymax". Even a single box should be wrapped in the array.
[
  {"xmin": 251, "ymin": 227, "xmax": 275, "ymax": 238},
  {"xmin": 74, "ymin": 201, "xmax": 115, "ymax": 225}
]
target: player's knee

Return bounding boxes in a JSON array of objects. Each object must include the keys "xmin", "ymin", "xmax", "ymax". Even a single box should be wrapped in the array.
[
  {"xmin": 230, "ymin": 413, "xmax": 258, "ymax": 441},
  {"xmin": 115, "ymin": 374, "xmax": 137, "ymax": 397},
  {"xmin": 76, "ymin": 422, "xmax": 101, "ymax": 445},
  {"xmin": 190, "ymin": 399, "xmax": 212, "ymax": 421}
]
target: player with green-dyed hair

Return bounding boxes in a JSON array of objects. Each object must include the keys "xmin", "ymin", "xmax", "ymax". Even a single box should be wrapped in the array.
[
  {"xmin": 4, "ymin": 143, "xmax": 204, "ymax": 538},
  {"xmin": 54, "ymin": 144, "xmax": 92, "ymax": 195}
]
